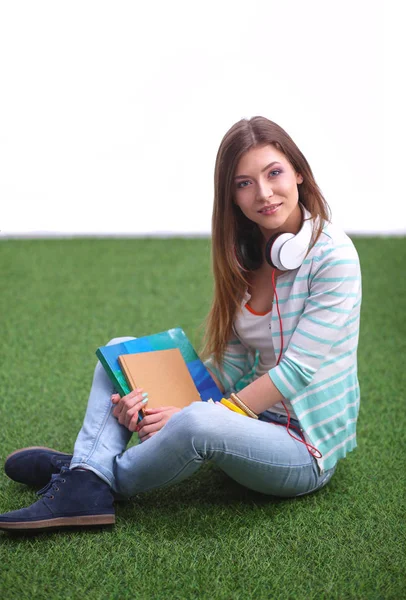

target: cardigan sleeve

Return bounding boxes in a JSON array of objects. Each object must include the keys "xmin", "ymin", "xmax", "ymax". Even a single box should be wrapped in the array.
[
  {"xmin": 268, "ymin": 243, "xmax": 361, "ymax": 399},
  {"xmin": 203, "ymin": 331, "xmax": 254, "ymax": 394}
]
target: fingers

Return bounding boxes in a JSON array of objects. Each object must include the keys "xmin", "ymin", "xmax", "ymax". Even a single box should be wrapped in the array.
[
  {"xmin": 136, "ymin": 413, "xmax": 163, "ymax": 433},
  {"xmin": 136, "ymin": 412, "xmax": 163, "ymax": 438},
  {"xmin": 138, "ymin": 412, "xmax": 164, "ymax": 427},
  {"xmin": 138, "ymin": 430, "xmax": 157, "ymax": 443},
  {"xmin": 128, "ymin": 413, "xmax": 141, "ymax": 432},
  {"xmin": 137, "ymin": 420, "xmax": 162, "ymax": 441},
  {"xmin": 112, "ymin": 388, "xmax": 148, "ymax": 426},
  {"xmin": 136, "ymin": 407, "xmax": 181, "ymax": 441},
  {"xmin": 112, "ymin": 388, "xmax": 144, "ymax": 418},
  {"xmin": 117, "ymin": 398, "xmax": 145, "ymax": 427},
  {"xmin": 124, "ymin": 404, "xmax": 141, "ymax": 430},
  {"xmin": 143, "ymin": 406, "xmax": 176, "ymax": 415}
]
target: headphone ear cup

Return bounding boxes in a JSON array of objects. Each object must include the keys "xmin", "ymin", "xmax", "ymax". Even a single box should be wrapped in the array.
[
  {"xmin": 265, "ymin": 232, "xmax": 295, "ymax": 270},
  {"xmin": 264, "ymin": 204, "xmax": 314, "ymax": 271}
]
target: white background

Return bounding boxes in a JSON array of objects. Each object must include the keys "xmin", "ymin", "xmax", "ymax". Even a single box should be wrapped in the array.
[{"xmin": 0, "ymin": 1, "xmax": 404, "ymax": 237}]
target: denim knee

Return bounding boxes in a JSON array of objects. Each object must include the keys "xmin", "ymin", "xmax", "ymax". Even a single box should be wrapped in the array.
[{"xmin": 167, "ymin": 402, "xmax": 218, "ymax": 441}]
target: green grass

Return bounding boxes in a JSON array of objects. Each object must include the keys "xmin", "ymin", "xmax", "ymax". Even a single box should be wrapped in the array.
[{"xmin": 0, "ymin": 236, "xmax": 405, "ymax": 600}]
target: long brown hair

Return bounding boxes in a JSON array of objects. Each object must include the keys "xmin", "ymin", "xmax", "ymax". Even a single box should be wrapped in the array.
[{"xmin": 200, "ymin": 116, "xmax": 331, "ymax": 366}]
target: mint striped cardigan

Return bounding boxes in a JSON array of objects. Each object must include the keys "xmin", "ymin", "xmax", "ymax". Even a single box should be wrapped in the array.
[{"xmin": 205, "ymin": 222, "xmax": 362, "ymax": 472}]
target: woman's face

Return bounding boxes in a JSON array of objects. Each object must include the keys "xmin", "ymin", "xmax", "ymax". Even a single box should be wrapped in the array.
[{"xmin": 233, "ymin": 144, "xmax": 304, "ymax": 239}]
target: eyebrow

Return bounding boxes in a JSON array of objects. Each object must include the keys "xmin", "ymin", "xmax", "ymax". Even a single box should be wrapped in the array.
[{"xmin": 234, "ymin": 161, "xmax": 281, "ymax": 180}]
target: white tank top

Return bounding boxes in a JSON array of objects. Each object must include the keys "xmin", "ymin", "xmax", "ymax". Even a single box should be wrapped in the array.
[{"xmin": 233, "ymin": 297, "xmax": 298, "ymax": 419}]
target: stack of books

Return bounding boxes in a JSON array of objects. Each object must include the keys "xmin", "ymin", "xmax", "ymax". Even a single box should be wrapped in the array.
[{"xmin": 96, "ymin": 327, "xmax": 222, "ymax": 413}]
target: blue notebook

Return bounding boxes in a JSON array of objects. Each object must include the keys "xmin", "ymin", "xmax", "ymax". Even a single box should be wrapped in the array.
[{"xmin": 96, "ymin": 327, "xmax": 223, "ymax": 402}]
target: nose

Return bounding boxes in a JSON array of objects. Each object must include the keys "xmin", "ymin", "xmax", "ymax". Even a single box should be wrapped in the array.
[{"xmin": 256, "ymin": 179, "xmax": 274, "ymax": 201}]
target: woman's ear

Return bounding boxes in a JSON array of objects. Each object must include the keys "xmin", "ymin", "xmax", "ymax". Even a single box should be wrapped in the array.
[{"xmin": 296, "ymin": 173, "xmax": 304, "ymax": 185}]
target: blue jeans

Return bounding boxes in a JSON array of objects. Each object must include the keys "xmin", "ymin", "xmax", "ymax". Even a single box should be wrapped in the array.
[{"xmin": 71, "ymin": 337, "xmax": 336, "ymax": 498}]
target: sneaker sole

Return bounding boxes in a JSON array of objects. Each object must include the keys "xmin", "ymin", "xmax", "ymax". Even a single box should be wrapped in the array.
[
  {"xmin": 5, "ymin": 446, "xmax": 72, "ymax": 461},
  {"xmin": 0, "ymin": 514, "xmax": 115, "ymax": 531}
]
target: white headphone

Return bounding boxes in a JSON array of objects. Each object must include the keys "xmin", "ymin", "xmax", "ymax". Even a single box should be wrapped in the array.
[{"xmin": 265, "ymin": 203, "xmax": 314, "ymax": 271}]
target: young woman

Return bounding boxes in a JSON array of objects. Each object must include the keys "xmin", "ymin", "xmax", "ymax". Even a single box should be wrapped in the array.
[{"xmin": 0, "ymin": 117, "xmax": 362, "ymax": 531}]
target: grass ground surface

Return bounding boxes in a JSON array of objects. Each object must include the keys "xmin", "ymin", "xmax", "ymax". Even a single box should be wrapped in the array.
[{"xmin": 0, "ymin": 236, "xmax": 405, "ymax": 599}]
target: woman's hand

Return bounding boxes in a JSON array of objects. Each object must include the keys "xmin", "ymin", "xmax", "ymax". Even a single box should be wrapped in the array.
[
  {"xmin": 135, "ymin": 406, "xmax": 181, "ymax": 442},
  {"xmin": 111, "ymin": 388, "xmax": 148, "ymax": 432}
]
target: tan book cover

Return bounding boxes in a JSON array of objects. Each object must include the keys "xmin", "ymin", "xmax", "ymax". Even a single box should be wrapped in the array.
[{"xmin": 118, "ymin": 348, "xmax": 201, "ymax": 414}]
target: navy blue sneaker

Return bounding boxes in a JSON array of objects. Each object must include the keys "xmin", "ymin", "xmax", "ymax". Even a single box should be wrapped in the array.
[
  {"xmin": 4, "ymin": 447, "xmax": 73, "ymax": 488},
  {"xmin": 0, "ymin": 467, "xmax": 115, "ymax": 531}
]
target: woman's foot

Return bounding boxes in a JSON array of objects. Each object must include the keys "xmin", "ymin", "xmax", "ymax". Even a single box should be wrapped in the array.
[
  {"xmin": 4, "ymin": 447, "xmax": 73, "ymax": 488},
  {"xmin": 0, "ymin": 467, "xmax": 115, "ymax": 531}
]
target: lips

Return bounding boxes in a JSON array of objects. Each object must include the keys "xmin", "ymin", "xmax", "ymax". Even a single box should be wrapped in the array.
[{"xmin": 258, "ymin": 203, "xmax": 282, "ymax": 214}]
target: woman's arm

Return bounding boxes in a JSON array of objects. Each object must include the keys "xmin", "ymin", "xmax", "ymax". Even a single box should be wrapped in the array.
[{"xmin": 235, "ymin": 371, "xmax": 284, "ymax": 413}]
